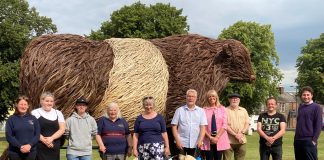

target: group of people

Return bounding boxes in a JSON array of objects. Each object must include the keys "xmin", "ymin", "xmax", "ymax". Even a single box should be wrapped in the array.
[
  {"xmin": 170, "ymin": 89, "xmax": 249, "ymax": 160},
  {"xmin": 5, "ymin": 86, "xmax": 322, "ymax": 160},
  {"xmin": 5, "ymin": 91, "xmax": 169, "ymax": 160}
]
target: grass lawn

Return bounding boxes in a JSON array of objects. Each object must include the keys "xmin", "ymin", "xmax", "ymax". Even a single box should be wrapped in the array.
[{"xmin": 1, "ymin": 131, "xmax": 324, "ymax": 159}]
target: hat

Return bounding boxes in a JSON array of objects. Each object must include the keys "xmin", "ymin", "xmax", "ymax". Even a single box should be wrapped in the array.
[
  {"xmin": 228, "ymin": 93, "xmax": 241, "ymax": 98},
  {"xmin": 76, "ymin": 97, "xmax": 88, "ymax": 105}
]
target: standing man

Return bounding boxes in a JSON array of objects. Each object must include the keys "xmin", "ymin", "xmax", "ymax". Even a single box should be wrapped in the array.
[
  {"xmin": 223, "ymin": 93, "xmax": 249, "ymax": 160},
  {"xmin": 171, "ymin": 89, "xmax": 208, "ymax": 157},
  {"xmin": 257, "ymin": 97, "xmax": 286, "ymax": 160},
  {"xmin": 65, "ymin": 97, "xmax": 98, "ymax": 160},
  {"xmin": 294, "ymin": 86, "xmax": 322, "ymax": 160}
]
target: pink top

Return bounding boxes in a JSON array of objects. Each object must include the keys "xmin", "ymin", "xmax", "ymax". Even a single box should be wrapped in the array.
[{"xmin": 201, "ymin": 105, "xmax": 231, "ymax": 151}]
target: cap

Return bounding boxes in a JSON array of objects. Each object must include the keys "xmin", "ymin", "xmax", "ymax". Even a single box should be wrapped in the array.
[
  {"xmin": 76, "ymin": 97, "xmax": 88, "ymax": 105},
  {"xmin": 228, "ymin": 93, "xmax": 241, "ymax": 98}
]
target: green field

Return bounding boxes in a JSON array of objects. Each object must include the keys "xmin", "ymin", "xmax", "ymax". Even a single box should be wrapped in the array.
[
  {"xmin": 246, "ymin": 131, "xmax": 324, "ymax": 160},
  {"xmin": 1, "ymin": 131, "xmax": 324, "ymax": 159}
]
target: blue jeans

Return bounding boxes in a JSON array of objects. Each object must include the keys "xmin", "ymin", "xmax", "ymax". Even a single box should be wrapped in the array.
[
  {"xmin": 105, "ymin": 154, "xmax": 125, "ymax": 160},
  {"xmin": 66, "ymin": 154, "xmax": 91, "ymax": 160}
]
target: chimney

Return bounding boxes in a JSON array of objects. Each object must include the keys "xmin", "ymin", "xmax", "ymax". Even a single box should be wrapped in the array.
[
  {"xmin": 278, "ymin": 83, "xmax": 285, "ymax": 94},
  {"xmin": 277, "ymin": 84, "xmax": 284, "ymax": 94}
]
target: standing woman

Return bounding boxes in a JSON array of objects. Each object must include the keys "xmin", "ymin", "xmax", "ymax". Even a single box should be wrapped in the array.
[
  {"xmin": 5, "ymin": 96, "xmax": 40, "ymax": 160},
  {"xmin": 96, "ymin": 102, "xmax": 132, "ymax": 160},
  {"xmin": 201, "ymin": 90, "xmax": 230, "ymax": 160},
  {"xmin": 133, "ymin": 96, "xmax": 170, "ymax": 160},
  {"xmin": 31, "ymin": 92, "xmax": 65, "ymax": 160}
]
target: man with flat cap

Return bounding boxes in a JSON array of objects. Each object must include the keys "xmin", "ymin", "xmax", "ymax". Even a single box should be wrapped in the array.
[
  {"xmin": 65, "ymin": 97, "xmax": 98, "ymax": 160},
  {"xmin": 223, "ymin": 94, "xmax": 249, "ymax": 160}
]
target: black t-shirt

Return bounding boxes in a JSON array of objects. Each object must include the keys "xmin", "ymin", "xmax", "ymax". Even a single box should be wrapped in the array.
[{"xmin": 257, "ymin": 112, "xmax": 286, "ymax": 146}]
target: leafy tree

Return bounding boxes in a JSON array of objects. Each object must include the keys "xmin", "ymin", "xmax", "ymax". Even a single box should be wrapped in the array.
[
  {"xmin": 218, "ymin": 21, "xmax": 283, "ymax": 114},
  {"xmin": 0, "ymin": 0, "xmax": 57, "ymax": 121},
  {"xmin": 88, "ymin": 2, "xmax": 188, "ymax": 40},
  {"xmin": 296, "ymin": 33, "xmax": 324, "ymax": 103}
]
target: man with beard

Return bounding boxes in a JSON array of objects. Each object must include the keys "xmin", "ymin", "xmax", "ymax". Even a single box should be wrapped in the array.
[{"xmin": 223, "ymin": 93, "xmax": 249, "ymax": 160}]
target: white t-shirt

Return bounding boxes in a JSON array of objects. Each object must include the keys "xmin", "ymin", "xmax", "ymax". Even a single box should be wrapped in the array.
[{"xmin": 32, "ymin": 108, "xmax": 65, "ymax": 123}]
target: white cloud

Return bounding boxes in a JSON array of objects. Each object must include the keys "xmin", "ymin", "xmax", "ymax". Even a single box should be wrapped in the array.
[
  {"xmin": 280, "ymin": 66, "xmax": 298, "ymax": 91},
  {"xmin": 28, "ymin": 0, "xmax": 324, "ymax": 37}
]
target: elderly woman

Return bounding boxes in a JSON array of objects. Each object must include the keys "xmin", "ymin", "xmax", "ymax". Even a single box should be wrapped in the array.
[
  {"xmin": 96, "ymin": 102, "xmax": 132, "ymax": 160},
  {"xmin": 201, "ymin": 90, "xmax": 230, "ymax": 160},
  {"xmin": 31, "ymin": 92, "xmax": 65, "ymax": 160},
  {"xmin": 6, "ymin": 96, "xmax": 40, "ymax": 160},
  {"xmin": 133, "ymin": 96, "xmax": 170, "ymax": 159}
]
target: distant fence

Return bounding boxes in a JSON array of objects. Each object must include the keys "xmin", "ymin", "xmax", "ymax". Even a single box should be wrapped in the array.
[{"xmin": 0, "ymin": 122, "xmax": 5, "ymax": 132}]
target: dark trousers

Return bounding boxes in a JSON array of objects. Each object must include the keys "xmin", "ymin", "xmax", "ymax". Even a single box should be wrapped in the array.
[
  {"xmin": 259, "ymin": 144, "xmax": 282, "ymax": 160},
  {"xmin": 201, "ymin": 144, "xmax": 222, "ymax": 160},
  {"xmin": 294, "ymin": 140, "xmax": 318, "ymax": 160},
  {"xmin": 8, "ymin": 151, "xmax": 36, "ymax": 160}
]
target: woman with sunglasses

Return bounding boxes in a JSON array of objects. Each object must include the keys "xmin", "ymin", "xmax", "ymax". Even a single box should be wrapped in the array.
[{"xmin": 133, "ymin": 96, "xmax": 170, "ymax": 159}]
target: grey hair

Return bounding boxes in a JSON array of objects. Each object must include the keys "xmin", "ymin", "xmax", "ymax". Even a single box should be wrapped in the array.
[
  {"xmin": 186, "ymin": 89, "xmax": 197, "ymax": 97},
  {"xmin": 104, "ymin": 102, "xmax": 122, "ymax": 119}
]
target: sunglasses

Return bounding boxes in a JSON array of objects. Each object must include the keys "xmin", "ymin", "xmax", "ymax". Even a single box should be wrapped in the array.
[{"xmin": 143, "ymin": 96, "xmax": 154, "ymax": 100}]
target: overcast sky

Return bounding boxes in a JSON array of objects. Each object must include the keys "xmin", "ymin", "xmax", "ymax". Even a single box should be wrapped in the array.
[{"xmin": 28, "ymin": 0, "xmax": 324, "ymax": 91}]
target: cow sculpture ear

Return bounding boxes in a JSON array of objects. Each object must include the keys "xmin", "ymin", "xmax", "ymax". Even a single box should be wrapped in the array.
[{"xmin": 213, "ymin": 44, "xmax": 232, "ymax": 65}]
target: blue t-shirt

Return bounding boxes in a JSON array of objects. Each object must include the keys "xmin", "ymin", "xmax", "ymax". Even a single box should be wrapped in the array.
[
  {"xmin": 5, "ymin": 114, "xmax": 40, "ymax": 153},
  {"xmin": 134, "ymin": 114, "xmax": 166, "ymax": 145},
  {"xmin": 97, "ymin": 117, "xmax": 130, "ymax": 154}
]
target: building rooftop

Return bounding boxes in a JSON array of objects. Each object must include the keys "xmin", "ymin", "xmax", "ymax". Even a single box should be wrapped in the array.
[{"xmin": 277, "ymin": 92, "xmax": 296, "ymax": 103}]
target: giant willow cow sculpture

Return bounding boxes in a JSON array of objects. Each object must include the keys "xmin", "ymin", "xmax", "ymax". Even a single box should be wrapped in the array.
[{"xmin": 19, "ymin": 34, "xmax": 255, "ymax": 128}]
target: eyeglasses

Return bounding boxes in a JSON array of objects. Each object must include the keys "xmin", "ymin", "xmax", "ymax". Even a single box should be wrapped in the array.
[{"xmin": 143, "ymin": 96, "xmax": 153, "ymax": 100}]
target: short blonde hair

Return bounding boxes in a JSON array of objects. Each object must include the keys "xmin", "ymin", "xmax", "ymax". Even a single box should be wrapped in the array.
[
  {"xmin": 142, "ymin": 96, "xmax": 155, "ymax": 106},
  {"xmin": 40, "ymin": 91, "xmax": 55, "ymax": 101},
  {"xmin": 39, "ymin": 91, "xmax": 55, "ymax": 108}
]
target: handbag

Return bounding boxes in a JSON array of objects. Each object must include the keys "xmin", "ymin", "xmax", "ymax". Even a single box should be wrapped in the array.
[{"xmin": 193, "ymin": 147, "xmax": 202, "ymax": 160}]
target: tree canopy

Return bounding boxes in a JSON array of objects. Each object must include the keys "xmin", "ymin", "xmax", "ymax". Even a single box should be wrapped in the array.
[
  {"xmin": 88, "ymin": 2, "xmax": 188, "ymax": 40},
  {"xmin": 218, "ymin": 21, "xmax": 283, "ymax": 114},
  {"xmin": 296, "ymin": 33, "xmax": 324, "ymax": 103},
  {"xmin": 0, "ymin": 0, "xmax": 56, "ymax": 121}
]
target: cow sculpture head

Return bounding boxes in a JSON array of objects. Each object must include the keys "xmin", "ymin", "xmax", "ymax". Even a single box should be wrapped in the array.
[{"xmin": 151, "ymin": 34, "xmax": 255, "ymax": 122}]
